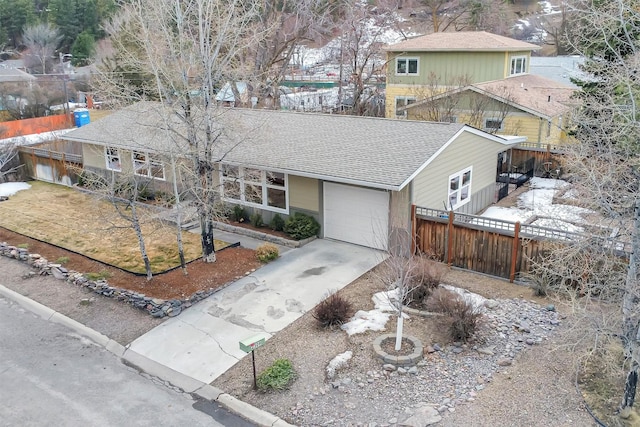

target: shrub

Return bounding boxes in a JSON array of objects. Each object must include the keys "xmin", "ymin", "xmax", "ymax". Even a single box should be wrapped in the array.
[
  {"xmin": 256, "ymin": 243, "xmax": 279, "ymax": 263},
  {"xmin": 269, "ymin": 213, "xmax": 285, "ymax": 232},
  {"xmin": 257, "ymin": 358, "xmax": 296, "ymax": 391},
  {"xmin": 283, "ymin": 212, "xmax": 320, "ymax": 240},
  {"xmin": 17, "ymin": 243, "xmax": 28, "ymax": 249},
  {"xmin": 250, "ymin": 213, "xmax": 264, "ymax": 228},
  {"xmin": 426, "ymin": 288, "xmax": 482, "ymax": 342},
  {"xmin": 232, "ymin": 205, "xmax": 248, "ymax": 222},
  {"xmin": 313, "ymin": 291, "xmax": 353, "ymax": 328},
  {"xmin": 84, "ymin": 270, "xmax": 112, "ymax": 281},
  {"xmin": 408, "ymin": 257, "xmax": 448, "ymax": 305},
  {"xmin": 55, "ymin": 256, "xmax": 70, "ymax": 265}
]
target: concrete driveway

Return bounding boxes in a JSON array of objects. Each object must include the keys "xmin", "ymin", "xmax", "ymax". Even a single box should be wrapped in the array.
[{"xmin": 129, "ymin": 239, "xmax": 382, "ymax": 384}]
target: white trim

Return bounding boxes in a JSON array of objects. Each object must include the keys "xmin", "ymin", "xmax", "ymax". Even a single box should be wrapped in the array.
[
  {"xmin": 447, "ymin": 166, "xmax": 473, "ymax": 210},
  {"xmin": 220, "ymin": 165, "xmax": 289, "ymax": 214},
  {"xmin": 105, "ymin": 146, "xmax": 121, "ymax": 172},
  {"xmin": 395, "ymin": 57, "xmax": 419, "ymax": 76},
  {"xmin": 132, "ymin": 150, "xmax": 166, "ymax": 180},
  {"xmin": 509, "ymin": 55, "xmax": 527, "ymax": 76}
]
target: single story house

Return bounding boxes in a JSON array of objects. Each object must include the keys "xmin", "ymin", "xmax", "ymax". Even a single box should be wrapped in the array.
[{"xmin": 62, "ymin": 102, "xmax": 525, "ymax": 251}]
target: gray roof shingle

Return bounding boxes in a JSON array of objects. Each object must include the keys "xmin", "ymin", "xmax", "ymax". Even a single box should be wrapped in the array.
[{"xmin": 64, "ymin": 102, "xmax": 511, "ymax": 190}]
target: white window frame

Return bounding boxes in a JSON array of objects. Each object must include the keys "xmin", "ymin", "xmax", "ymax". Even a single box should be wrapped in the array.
[
  {"xmin": 447, "ymin": 166, "xmax": 472, "ymax": 210},
  {"xmin": 484, "ymin": 118, "xmax": 504, "ymax": 131},
  {"xmin": 395, "ymin": 96, "xmax": 416, "ymax": 118},
  {"xmin": 132, "ymin": 150, "xmax": 165, "ymax": 180},
  {"xmin": 105, "ymin": 147, "xmax": 121, "ymax": 172},
  {"xmin": 220, "ymin": 165, "xmax": 289, "ymax": 214},
  {"xmin": 509, "ymin": 55, "xmax": 527, "ymax": 76},
  {"xmin": 395, "ymin": 57, "xmax": 419, "ymax": 76}
]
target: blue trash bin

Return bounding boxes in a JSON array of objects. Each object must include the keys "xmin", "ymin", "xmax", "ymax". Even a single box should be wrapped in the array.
[{"xmin": 73, "ymin": 108, "xmax": 90, "ymax": 127}]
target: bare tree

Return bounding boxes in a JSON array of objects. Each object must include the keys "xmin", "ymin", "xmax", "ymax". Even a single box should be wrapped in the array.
[
  {"xmin": 536, "ymin": 0, "xmax": 640, "ymax": 415},
  {"xmin": 23, "ymin": 23, "xmax": 62, "ymax": 75},
  {"xmin": 421, "ymin": 0, "xmax": 507, "ymax": 33},
  {"xmin": 0, "ymin": 142, "xmax": 21, "ymax": 183},
  {"xmin": 101, "ymin": 0, "xmax": 264, "ymax": 263}
]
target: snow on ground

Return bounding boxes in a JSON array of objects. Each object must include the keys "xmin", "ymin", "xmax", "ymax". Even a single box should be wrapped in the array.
[
  {"xmin": 0, "ymin": 182, "xmax": 30, "ymax": 197},
  {"xmin": 0, "ymin": 128, "xmax": 75, "ymax": 146},
  {"xmin": 482, "ymin": 178, "xmax": 593, "ymax": 233}
]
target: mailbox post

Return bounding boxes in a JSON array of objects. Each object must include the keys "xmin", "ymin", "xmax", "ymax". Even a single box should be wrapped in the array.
[{"xmin": 239, "ymin": 334, "xmax": 266, "ymax": 390}]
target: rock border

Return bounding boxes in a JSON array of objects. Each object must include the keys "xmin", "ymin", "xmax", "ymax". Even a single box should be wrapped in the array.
[
  {"xmin": 0, "ymin": 242, "xmax": 240, "ymax": 319},
  {"xmin": 372, "ymin": 334, "xmax": 424, "ymax": 366}
]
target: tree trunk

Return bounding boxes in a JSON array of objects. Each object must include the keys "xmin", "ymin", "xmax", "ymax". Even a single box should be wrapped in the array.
[
  {"xmin": 131, "ymin": 202, "xmax": 153, "ymax": 281},
  {"xmin": 201, "ymin": 216, "xmax": 216, "ymax": 263},
  {"xmin": 622, "ymin": 362, "xmax": 638, "ymax": 410},
  {"xmin": 170, "ymin": 156, "xmax": 187, "ymax": 275},
  {"xmin": 395, "ymin": 314, "xmax": 404, "ymax": 351}
]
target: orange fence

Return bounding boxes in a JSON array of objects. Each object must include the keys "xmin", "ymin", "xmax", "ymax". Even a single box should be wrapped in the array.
[{"xmin": 0, "ymin": 114, "xmax": 73, "ymax": 139}]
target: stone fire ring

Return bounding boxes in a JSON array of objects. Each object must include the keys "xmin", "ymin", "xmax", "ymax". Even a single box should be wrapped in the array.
[{"xmin": 372, "ymin": 334, "xmax": 424, "ymax": 367}]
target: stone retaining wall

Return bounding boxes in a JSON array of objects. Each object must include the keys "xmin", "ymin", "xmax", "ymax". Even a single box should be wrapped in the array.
[{"xmin": 0, "ymin": 242, "xmax": 221, "ymax": 319}]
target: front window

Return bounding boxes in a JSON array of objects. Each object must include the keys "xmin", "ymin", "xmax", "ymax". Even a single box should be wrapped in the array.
[
  {"xmin": 448, "ymin": 167, "xmax": 472, "ymax": 210},
  {"xmin": 132, "ymin": 151, "xmax": 165, "ymax": 180},
  {"xmin": 510, "ymin": 56, "xmax": 527, "ymax": 76},
  {"xmin": 396, "ymin": 57, "xmax": 419, "ymax": 76},
  {"xmin": 221, "ymin": 165, "xmax": 288, "ymax": 213},
  {"xmin": 484, "ymin": 118, "xmax": 504, "ymax": 132},
  {"xmin": 105, "ymin": 147, "xmax": 121, "ymax": 172},
  {"xmin": 395, "ymin": 96, "xmax": 416, "ymax": 118}
]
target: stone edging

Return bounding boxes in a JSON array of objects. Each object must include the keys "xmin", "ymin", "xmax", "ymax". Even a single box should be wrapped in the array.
[
  {"xmin": 212, "ymin": 221, "xmax": 316, "ymax": 248},
  {"xmin": 402, "ymin": 305, "xmax": 444, "ymax": 318},
  {"xmin": 0, "ymin": 243, "xmax": 233, "ymax": 319},
  {"xmin": 372, "ymin": 334, "xmax": 424, "ymax": 367}
]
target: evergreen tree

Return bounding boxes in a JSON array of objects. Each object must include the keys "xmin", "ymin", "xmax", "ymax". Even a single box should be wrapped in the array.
[{"xmin": 71, "ymin": 31, "xmax": 94, "ymax": 66}]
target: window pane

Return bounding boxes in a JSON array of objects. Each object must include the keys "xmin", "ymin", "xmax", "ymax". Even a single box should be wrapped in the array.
[
  {"xmin": 267, "ymin": 188, "xmax": 286, "ymax": 209},
  {"xmin": 460, "ymin": 186, "xmax": 469, "ymax": 200},
  {"xmin": 222, "ymin": 165, "xmax": 238, "ymax": 178},
  {"xmin": 396, "ymin": 59, "xmax": 407, "ymax": 74},
  {"xmin": 462, "ymin": 171, "xmax": 471, "ymax": 185},
  {"xmin": 223, "ymin": 180, "xmax": 241, "ymax": 199},
  {"xmin": 408, "ymin": 59, "xmax": 418, "ymax": 74},
  {"xmin": 245, "ymin": 184, "xmax": 262, "ymax": 204},
  {"xmin": 150, "ymin": 162, "xmax": 164, "ymax": 179},
  {"xmin": 244, "ymin": 168, "xmax": 262, "ymax": 183},
  {"xmin": 450, "ymin": 177, "xmax": 459, "ymax": 191},
  {"xmin": 449, "ymin": 193, "xmax": 458, "ymax": 209},
  {"xmin": 266, "ymin": 171, "xmax": 285, "ymax": 187}
]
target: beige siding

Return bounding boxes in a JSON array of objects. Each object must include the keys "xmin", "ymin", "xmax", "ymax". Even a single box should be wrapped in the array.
[
  {"xmin": 289, "ymin": 175, "xmax": 319, "ymax": 212},
  {"xmin": 412, "ymin": 131, "xmax": 504, "ymax": 213},
  {"xmin": 389, "ymin": 186, "xmax": 412, "ymax": 255}
]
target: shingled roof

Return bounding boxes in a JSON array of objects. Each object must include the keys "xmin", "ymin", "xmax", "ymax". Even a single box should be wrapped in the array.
[
  {"xmin": 63, "ymin": 102, "xmax": 521, "ymax": 190},
  {"xmin": 384, "ymin": 31, "xmax": 540, "ymax": 52}
]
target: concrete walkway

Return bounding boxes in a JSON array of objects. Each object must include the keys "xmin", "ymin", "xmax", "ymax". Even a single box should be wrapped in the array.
[{"xmin": 129, "ymin": 239, "xmax": 382, "ymax": 384}]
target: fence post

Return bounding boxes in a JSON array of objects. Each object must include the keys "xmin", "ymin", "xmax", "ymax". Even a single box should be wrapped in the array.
[
  {"xmin": 410, "ymin": 204, "xmax": 416, "ymax": 255},
  {"xmin": 510, "ymin": 222, "xmax": 521, "ymax": 283},
  {"xmin": 447, "ymin": 210, "xmax": 454, "ymax": 266}
]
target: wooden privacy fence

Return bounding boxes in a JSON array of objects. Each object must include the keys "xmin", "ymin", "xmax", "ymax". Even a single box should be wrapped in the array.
[
  {"xmin": 0, "ymin": 114, "xmax": 72, "ymax": 138},
  {"xmin": 411, "ymin": 205, "xmax": 631, "ymax": 282}
]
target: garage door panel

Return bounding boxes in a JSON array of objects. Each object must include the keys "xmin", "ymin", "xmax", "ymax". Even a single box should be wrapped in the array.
[{"xmin": 323, "ymin": 182, "xmax": 389, "ymax": 250}]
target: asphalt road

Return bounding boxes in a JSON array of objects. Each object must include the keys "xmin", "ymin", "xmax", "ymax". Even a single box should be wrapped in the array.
[{"xmin": 0, "ymin": 294, "xmax": 255, "ymax": 427}]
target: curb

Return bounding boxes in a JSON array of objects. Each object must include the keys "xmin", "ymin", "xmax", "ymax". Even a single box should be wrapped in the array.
[{"xmin": 0, "ymin": 284, "xmax": 295, "ymax": 427}]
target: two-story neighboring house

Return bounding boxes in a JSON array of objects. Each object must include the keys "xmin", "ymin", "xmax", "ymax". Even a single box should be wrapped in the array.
[{"xmin": 383, "ymin": 31, "xmax": 576, "ymax": 148}]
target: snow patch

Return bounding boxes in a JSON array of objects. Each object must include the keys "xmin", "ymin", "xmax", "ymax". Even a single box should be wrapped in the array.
[
  {"xmin": 0, "ymin": 182, "xmax": 31, "ymax": 197},
  {"xmin": 326, "ymin": 350, "xmax": 352, "ymax": 379}
]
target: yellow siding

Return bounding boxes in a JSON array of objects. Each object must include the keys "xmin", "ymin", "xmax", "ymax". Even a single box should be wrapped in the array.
[
  {"xmin": 289, "ymin": 175, "xmax": 319, "ymax": 212},
  {"xmin": 412, "ymin": 131, "xmax": 504, "ymax": 209}
]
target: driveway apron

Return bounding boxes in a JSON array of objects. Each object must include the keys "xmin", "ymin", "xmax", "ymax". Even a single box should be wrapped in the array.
[{"xmin": 128, "ymin": 239, "xmax": 382, "ymax": 384}]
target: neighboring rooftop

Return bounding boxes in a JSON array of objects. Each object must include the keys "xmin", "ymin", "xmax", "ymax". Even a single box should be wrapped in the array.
[
  {"xmin": 0, "ymin": 67, "xmax": 36, "ymax": 83},
  {"xmin": 383, "ymin": 31, "xmax": 540, "ymax": 52},
  {"xmin": 62, "ymin": 102, "xmax": 520, "ymax": 190},
  {"xmin": 529, "ymin": 55, "xmax": 586, "ymax": 89}
]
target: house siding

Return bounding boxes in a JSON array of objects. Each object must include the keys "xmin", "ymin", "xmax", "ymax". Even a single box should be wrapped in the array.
[
  {"xmin": 389, "ymin": 185, "xmax": 411, "ymax": 254},
  {"xmin": 289, "ymin": 175, "xmax": 319, "ymax": 213},
  {"xmin": 412, "ymin": 132, "xmax": 504, "ymax": 214}
]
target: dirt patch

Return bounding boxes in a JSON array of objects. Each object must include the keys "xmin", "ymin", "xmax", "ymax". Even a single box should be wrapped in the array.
[{"xmin": 0, "ymin": 227, "xmax": 262, "ymax": 300}]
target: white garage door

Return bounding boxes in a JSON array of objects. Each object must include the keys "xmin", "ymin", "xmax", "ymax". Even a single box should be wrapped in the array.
[{"xmin": 323, "ymin": 182, "xmax": 389, "ymax": 250}]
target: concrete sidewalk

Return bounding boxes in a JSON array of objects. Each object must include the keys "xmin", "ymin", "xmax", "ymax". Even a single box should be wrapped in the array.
[{"xmin": 129, "ymin": 239, "xmax": 382, "ymax": 384}]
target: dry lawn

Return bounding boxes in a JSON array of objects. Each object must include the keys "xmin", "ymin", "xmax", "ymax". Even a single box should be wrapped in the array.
[{"xmin": 0, "ymin": 181, "xmax": 227, "ymax": 274}]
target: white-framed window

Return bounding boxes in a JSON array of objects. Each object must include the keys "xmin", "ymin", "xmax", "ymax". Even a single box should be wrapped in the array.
[
  {"xmin": 105, "ymin": 147, "xmax": 121, "ymax": 172},
  {"xmin": 132, "ymin": 151, "xmax": 165, "ymax": 180},
  {"xmin": 448, "ymin": 166, "xmax": 472, "ymax": 210},
  {"xmin": 221, "ymin": 165, "xmax": 288, "ymax": 213},
  {"xmin": 395, "ymin": 96, "xmax": 416, "ymax": 118},
  {"xmin": 484, "ymin": 118, "xmax": 504, "ymax": 131},
  {"xmin": 509, "ymin": 56, "xmax": 527, "ymax": 76},
  {"xmin": 395, "ymin": 57, "xmax": 419, "ymax": 76}
]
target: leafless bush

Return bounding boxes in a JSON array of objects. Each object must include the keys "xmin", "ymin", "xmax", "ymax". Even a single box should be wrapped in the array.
[
  {"xmin": 426, "ymin": 288, "xmax": 483, "ymax": 342},
  {"xmin": 313, "ymin": 291, "xmax": 353, "ymax": 328},
  {"xmin": 407, "ymin": 257, "xmax": 448, "ymax": 306}
]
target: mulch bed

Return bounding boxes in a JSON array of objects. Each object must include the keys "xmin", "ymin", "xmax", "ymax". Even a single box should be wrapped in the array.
[{"xmin": 0, "ymin": 227, "xmax": 262, "ymax": 300}]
